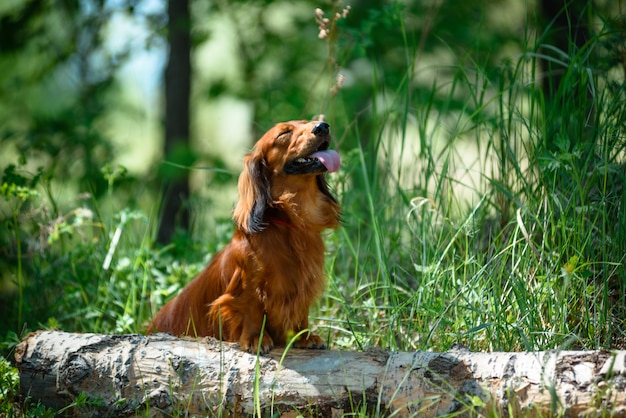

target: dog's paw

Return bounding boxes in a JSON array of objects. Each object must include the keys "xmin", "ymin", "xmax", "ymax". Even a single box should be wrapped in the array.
[
  {"xmin": 240, "ymin": 334, "xmax": 275, "ymax": 354},
  {"xmin": 293, "ymin": 333, "xmax": 326, "ymax": 350}
]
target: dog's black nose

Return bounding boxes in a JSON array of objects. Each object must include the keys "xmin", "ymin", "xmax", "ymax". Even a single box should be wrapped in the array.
[{"xmin": 312, "ymin": 122, "xmax": 330, "ymax": 137}]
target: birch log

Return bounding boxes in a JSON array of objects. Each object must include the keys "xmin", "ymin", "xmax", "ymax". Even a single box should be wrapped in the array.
[{"xmin": 15, "ymin": 330, "xmax": 626, "ymax": 417}]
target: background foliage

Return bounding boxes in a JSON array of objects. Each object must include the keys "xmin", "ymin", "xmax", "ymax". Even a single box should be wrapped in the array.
[{"xmin": 1, "ymin": 0, "xmax": 625, "ymax": 413}]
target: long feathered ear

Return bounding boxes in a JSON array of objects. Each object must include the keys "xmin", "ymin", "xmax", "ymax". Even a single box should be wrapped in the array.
[
  {"xmin": 232, "ymin": 152, "xmax": 272, "ymax": 234},
  {"xmin": 316, "ymin": 175, "xmax": 338, "ymax": 204}
]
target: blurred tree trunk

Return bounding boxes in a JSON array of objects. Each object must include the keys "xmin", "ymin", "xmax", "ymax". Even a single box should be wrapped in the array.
[
  {"xmin": 538, "ymin": 0, "xmax": 592, "ymax": 151},
  {"xmin": 539, "ymin": 0, "xmax": 590, "ymax": 96},
  {"xmin": 158, "ymin": 0, "xmax": 192, "ymax": 244}
]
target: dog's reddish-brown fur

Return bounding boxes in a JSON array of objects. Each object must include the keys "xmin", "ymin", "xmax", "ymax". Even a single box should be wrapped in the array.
[{"xmin": 149, "ymin": 120, "xmax": 341, "ymax": 352}]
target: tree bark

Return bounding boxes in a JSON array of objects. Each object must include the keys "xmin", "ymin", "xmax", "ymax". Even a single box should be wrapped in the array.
[
  {"xmin": 14, "ymin": 331, "xmax": 626, "ymax": 417},
  {"xmin": 157, "ymin": 0, "xmax": 192, "ymax": 244}
]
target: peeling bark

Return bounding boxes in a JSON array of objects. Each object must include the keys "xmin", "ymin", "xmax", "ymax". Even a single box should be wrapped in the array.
[{"xmin": 15, "ymin": 331, "xmax": 626, "ymax": 417}]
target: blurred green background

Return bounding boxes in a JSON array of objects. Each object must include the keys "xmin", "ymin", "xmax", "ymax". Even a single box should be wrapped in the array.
[{"xmin": 1, "ymin": 0, "xmax": 625, "ymax": 357}]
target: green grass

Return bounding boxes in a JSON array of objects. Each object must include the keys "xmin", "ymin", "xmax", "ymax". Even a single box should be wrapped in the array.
[
  {"xmin": 1, "ymin": 3, "xmax": 625, "ymax": 417},
  {"xmin": 315, "ymin": 12, "xmax": 626, "ymax": 355}
]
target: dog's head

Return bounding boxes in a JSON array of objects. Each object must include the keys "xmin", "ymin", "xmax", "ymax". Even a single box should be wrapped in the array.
[{"xmin": 233, "ymin": 120, "xmax": 341, "ymax": 234}]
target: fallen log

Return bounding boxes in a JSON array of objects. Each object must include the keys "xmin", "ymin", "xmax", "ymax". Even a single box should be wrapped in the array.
[{"xmin": 14, "ymin": 330, "xmax": 626, "ymax": 417}]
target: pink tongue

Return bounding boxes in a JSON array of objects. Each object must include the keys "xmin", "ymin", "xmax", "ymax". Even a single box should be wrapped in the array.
[{"xmin": 311, "ymin": 150, "xmax": 340, "ymax": 173}]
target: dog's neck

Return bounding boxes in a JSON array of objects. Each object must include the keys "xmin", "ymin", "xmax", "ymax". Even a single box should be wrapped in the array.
[
  {"xmin": 270, "ymin": 188, "xmax": 340, "ymax": 232},
  {"xmin": 268, "ymin": 217, "xmax": 295, "ymax": 229}
]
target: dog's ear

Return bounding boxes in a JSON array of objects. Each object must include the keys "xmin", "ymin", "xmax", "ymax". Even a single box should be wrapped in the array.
[
  {"xmin": 233, "ymin": 152, "xmax": 272, "ymax": 234},
  {"xmin": 316, "ymin": 175, "xmax": 338, "ymax": 204}
]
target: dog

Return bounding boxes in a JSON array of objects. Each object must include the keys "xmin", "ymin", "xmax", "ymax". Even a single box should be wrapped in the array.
[{"xmin": 149, "ymin": 120, "xmax": 341, "ymax": 353}]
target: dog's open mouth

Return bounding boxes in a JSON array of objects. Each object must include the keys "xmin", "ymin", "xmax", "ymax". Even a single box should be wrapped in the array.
[
  {"xmin": 283, "ymin": 142, "xmax": 340, "ymax": 175},
  {"xmin": 306, "ymin": 150, "xmax": 340, "ymax": 172},
  {"xmin": 292, "ymin": 149, "xmax": 340, "ymax": 173}
]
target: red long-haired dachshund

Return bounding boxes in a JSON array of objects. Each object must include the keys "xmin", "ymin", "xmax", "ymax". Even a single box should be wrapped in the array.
[{"xmin": 149, "ymin": 120, "xmax": 341, "ymax": 353}]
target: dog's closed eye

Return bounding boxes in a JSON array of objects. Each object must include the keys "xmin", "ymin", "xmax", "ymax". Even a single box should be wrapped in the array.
[{"xmin": 276, "ymin": 130, "xmax": 292, "ymax": 142}]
